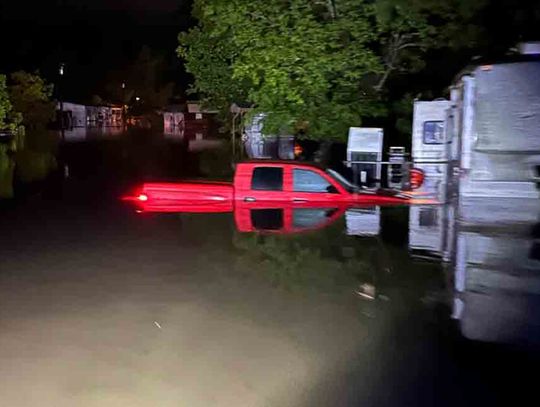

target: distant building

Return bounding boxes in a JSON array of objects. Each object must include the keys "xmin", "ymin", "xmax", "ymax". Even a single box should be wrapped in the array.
[{"xmin": 55, "ymin": 101, "xmax": 124, "ymax": 141}]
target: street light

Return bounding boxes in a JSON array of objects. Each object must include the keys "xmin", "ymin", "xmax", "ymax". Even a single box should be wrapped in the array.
[{"xmin": 135, "ymin": 96, "xmax": 140, "ymax": 101}]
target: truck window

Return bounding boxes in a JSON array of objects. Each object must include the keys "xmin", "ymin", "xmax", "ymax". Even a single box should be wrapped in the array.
[
  {"xmin": 251, "ymin": 167, "xmax": 283, "ymax": 191},
  {"xmin": 423, "ymin": 121, "xmax": 445, "ymax": 144},
  {"xmin": 251, "ymin": 209, "xmax": 283, "ymax": 230},
  {"xmin": 293, "ymin": 169, "xmax": 336, "ymax": 193}
]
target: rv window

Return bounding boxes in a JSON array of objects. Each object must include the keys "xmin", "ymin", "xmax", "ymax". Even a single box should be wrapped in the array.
[
  {"xmin": 251, "ymin": 167, "xmax": 283, "ymax": 191},
  {"xmin": 419, "ymin": 208, "xmax": 438, "ymax": 227},
  {"xmin": 423, "ymin": 121, "xmax": 445, "ymax": 144},
  {"xmin": 293, "ymin": 169, "xmax": 336, "ymax": 193}
]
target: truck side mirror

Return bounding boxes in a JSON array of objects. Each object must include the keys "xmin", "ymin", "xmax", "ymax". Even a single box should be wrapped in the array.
[{"xmin": 326, "ymin": 185, "xmax": 339, "ymax": 194}]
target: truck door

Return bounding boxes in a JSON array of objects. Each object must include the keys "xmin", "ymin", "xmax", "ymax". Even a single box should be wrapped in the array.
[{"xmin": 237, "ymin": 165, "xmax": 292, "ymax": 203}]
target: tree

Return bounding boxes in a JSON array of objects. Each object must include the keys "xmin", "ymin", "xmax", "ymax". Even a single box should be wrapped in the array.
[
  {"xmin": 179, "ymin": 0, "xmax": 538, "ymax": 142},
  {"xmin": 5, "ymin": 72, "xmax": 58, "ymax": 189},
  {"xmin": 0, "ymin": 74, "xmax": 24, "ymax": 198},
  {"xmin": 372, "ymin": 0, "xmax": 494, "ymax": 96},
  {"xmin": 179, "ymin": 0, "xmax": 385, "ymax": 140},
  {"xmin": 8, "ymin": 71, "xmax": 55, "ymax": 134}
]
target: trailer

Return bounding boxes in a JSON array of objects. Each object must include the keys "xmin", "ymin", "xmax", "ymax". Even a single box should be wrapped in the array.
[
  {"xmin": 408, "ymin": 100, "xmax": 451, "ymax": 258},
  {"xmin": 243, "ymin": 113, "xmax": 295, "ymax": 160},
  {"xmin": 447, "ymin": 55, "xmax": 540, "ymax": 200},
  {"xmin": 409, "ymin": 44, "xmax": 540, "ymax": 345},
  {"xmin": 346, "ymin": 127, "xmax": 383, "ymax": 187}
]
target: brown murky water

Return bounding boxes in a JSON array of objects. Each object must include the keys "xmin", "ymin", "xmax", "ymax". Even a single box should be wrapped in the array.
[{"xmin": 1, "ymin": 130, "xmax": 538, "ymax": 406}]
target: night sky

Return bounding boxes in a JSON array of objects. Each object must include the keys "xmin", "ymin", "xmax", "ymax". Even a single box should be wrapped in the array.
[{"xmin": 0, "ymin": 0, "xmax": 193, "ymax": 101}]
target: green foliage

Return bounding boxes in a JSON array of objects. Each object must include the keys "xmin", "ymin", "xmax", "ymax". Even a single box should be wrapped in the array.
[
  {"xmin": 1, "ymin": 74, "xmax": 24, "ymax": 198},
  {"xmin": 179, "ymin": 0, "xmax": 511, "ymax": 141},
  {"xmin": 0, "ymin": 74, "xmax": 24, "ymax": 136},
  {"xmin": 8, "ymin": 71, "xmax": 55, "ymax": 134},
  {"xmin": 179, "ymin": 0, "xmax": 385, "ymax": 140},
  {"xmin": 373, "ymin": 0, "xmax": 488, "ymax": 92},
  {"xmin": 1, "ymin": 72, "xmax": 58, "ymax": 198}
]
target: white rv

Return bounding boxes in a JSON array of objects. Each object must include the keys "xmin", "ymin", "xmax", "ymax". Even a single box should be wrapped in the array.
[
  {"xmin": 409, "ymin": 100, "xmax": 451, "ymax": 258},
  {"xmin": 447, "ymin": 54, "xmax": 540, "ymax": 200},
  {"xmin": 409, "ymin": 46, "xmax": 540, "ymax": 344},
  {"xmin": 410, "ymin": 48, "xmax": 540, "ymax": 259}
]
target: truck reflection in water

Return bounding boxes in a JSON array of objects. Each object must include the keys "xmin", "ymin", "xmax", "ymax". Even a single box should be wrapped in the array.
[
  {"xmin": 126, "ymin": 196, "xmax": 381, "ymax": 236},
  {"xmin": 126, "ymin": 194, "xmax": 540, "ymax": 347}
]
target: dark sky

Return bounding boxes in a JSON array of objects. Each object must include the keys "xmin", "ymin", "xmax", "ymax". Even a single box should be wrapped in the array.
[{"xmin": 0, "ymin": 0, "xmax": 193, "ymax": 101}]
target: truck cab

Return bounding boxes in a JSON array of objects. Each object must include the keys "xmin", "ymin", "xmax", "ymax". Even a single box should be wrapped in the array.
[{"xmin": 233, "ymin": 161, "xmax": 351, "ymax": 204}]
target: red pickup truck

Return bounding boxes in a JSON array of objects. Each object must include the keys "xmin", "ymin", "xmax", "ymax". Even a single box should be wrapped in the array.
[{"xmin": 124, "ymin": 160, "xmax": 426, "ymax": 212}]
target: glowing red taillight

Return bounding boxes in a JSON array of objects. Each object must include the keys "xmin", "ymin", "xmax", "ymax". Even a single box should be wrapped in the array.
[
  {"xmin": 137, "ymin": 194, "xmax": 148, "ymax": 201},
  {"xmin": 410, "ymin": 168, "xmax": 425, "ymax": 190}
]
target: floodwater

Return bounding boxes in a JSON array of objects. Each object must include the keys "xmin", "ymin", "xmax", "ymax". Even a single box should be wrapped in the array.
[{"xmin": 0, "ymin": 129, "xmax": 539, "ymax": 406}]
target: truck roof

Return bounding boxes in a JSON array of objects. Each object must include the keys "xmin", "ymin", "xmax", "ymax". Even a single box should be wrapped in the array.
[{"xmin": 239, "ymin": 160, "xmax": 325, "ymax": 169}]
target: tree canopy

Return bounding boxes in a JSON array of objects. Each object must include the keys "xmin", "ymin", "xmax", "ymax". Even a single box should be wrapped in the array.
[
  {"xmin": 178, "ymin": 0, "xmax": 538, "ymax": 141},
  {"xmin": 8, "ymin": 71, "xmax": 55, "ymax": 135},
  {"xmin": 179, "ymin": 0, "xmax": 385, "ymax": 139},
  {"xmin": 0, "ymin": 74, "xmax": 23, "ymax": 135},
  {"xmin": 0, "ymin": 74, "xmax": 24, "ymax": 198}
]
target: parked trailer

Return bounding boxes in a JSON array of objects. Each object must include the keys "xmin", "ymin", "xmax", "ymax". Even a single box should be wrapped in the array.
[
  {"xmin": 409, "ymin": 45, "xmax": 540, "ymax": 345},
  {"xmin": 409, "ymin": 100, "xmax": 451, "ymax": 258},
  {"xmin": 346, "ymin": 127, "xmax": 383, "ymax": 187},
  {"xmin": 447, "ymin": 57, "xmax": 540, "ymax": 199}
]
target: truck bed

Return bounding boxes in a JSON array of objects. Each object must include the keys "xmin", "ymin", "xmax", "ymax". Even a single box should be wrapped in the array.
[{"xmin": 136, "ymin": 181, "xmax": 234, "ymax": 212}]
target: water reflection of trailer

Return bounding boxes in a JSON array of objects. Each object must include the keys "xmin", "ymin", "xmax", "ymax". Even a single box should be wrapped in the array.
[
  {"xmin": 345, "ymin": 207, "xmax": 380, "ymax": 237},
  {"xmin": 449, "ymin": 199, "xmax": 540, "ymax": 346}
]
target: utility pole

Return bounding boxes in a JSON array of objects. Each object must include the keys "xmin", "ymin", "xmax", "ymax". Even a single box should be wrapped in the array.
[
  {"xmin": 59, "ymin": 63, "xmax": 65, "ymax": 140},
  {"xmin": 121, "ymin": 82, "xmax": 127, "ymax": 129}
]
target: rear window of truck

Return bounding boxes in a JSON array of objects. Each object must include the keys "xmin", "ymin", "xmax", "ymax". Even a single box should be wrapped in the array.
[{"xmin": 251, "ymin": 167, "xmax": 283, "ymax": 191}]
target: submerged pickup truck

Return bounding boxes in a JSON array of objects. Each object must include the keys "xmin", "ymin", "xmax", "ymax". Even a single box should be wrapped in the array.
[{"xmin": 123, "ymin": 160, "xmax": 426, "ymax": 212}]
